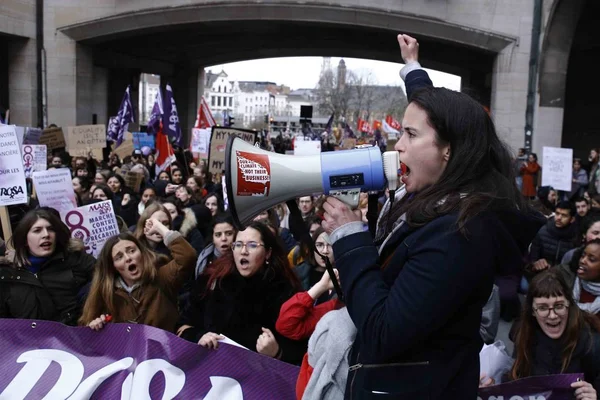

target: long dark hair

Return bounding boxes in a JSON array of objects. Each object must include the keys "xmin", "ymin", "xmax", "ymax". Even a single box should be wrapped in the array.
[
  {"xmin": 10, "ymin": 208, "xmax": 72, "ymax": 266},
  {"xmin": 381, "ymin": 87, "xmax": 528, "ymax": 235},
  {"xmin": 511, "ymin": 269, "xmax": 600, "ymax": 380},
  {"xmin": 204, "ymin": 221, "xmax": 301, "ymax": 292}
]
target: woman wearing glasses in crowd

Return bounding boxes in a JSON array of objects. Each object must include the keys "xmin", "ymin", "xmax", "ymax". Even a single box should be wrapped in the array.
[
  {"xmin": 292, "ymin": 227, "xmax": 336, "ymax": 304},
  {"xmin": 179, "ymin": 222, "xmax": 306, "ymax": 364},
  {"xmin": 486, "ymin": 270, "xmax": 600, "ymax": 399}
]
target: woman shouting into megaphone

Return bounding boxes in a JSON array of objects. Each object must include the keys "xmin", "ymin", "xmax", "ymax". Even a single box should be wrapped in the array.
[{"xmin": 321, "ymin": 34, "xmax": 546, "ymax": 399}]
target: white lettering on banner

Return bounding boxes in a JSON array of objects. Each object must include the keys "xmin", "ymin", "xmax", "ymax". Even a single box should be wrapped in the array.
[{"xmin": 0, "ymin": 349, "xmax": 245, "ymax": 400}]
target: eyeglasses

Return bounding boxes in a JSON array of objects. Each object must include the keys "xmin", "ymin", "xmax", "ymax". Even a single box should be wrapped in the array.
[
  {"xmin": 232, "ymin": 241, "xmax": 265, "ymax": 251},
  {"xmin": 533, "ymin": 303, "xmax": 569, "ymax": 317},
  {"xmin": 315, "ymin": 242, "xmax": 332, "ymax": 251}
]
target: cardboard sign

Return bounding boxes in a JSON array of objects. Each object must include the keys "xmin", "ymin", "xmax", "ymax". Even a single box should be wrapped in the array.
[
  {"xmin": 340, "ymin": 138, "xmax": 356, "ymax": 150},
  {"xmin": 0, "ymin": 125, "xmax": 27, "ymax": 206},
  {"xmin": 39, "ymin": 127, "xmax": 66, "ymax": 150},
  {"xmin": 191, "ymin": 128, "xmax": 211, "ymax": 158},
  {"xmin": 124, "ymin": 171, "xmax": 144, "ymax": 193},
  {"xmin": 541, "ymin": 147, "xmax": 573, "ymax": 192},
  {"xmin": 23, "ymin": 127, "xmax": 42, "ymax": 145},
  {"xmin": 132, "ymin": 131, "xmax": 155, "ymax": 150},
  {"xmin": 21, "ymin": 144, "xmax": 47, "ymax": 178},
  {"xmin": 236, "ymin": 151, "xmax": 271, "ymax": 196},
  {"xmin": 67, "ymin": 124, "xmax": 106, "ymax": 150},
  {"xmin": 32, "ymin": 168, "xmax": 77, "ymax": 212},
  {"xmin": 60, "ymin": 200, "xmax": 119, "ymax": 258},
  {"xmin": 294, "ymin": 140, "xmax": 321, "ymax": 156},
  {"xmin": 112, "ymin": 139, "xmax": 134, "ymax": 160},
  {"xmin": 209, "ymin": 127, "xmax": 257, "ymax": 175},
  {"xmin": 68, "ymin": 147, "xmax": 103, "ymax": 160}
]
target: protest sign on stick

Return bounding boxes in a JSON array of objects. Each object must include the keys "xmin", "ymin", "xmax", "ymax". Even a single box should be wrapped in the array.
[
  {"xmin": 542, "ymin": 147, "xmax": 573, "ymax": 192},
  {"xmin": 0, "ymin": 125, "xmax": 27, "ymax": 207},
  {"xmin": 39, "ymin": 127, "xmax": 66, "ymax": 150},
  {"xmin": 32, "ymin": 168, "xmax": 77, "ymax": 212},
  {"xmin": 21, "ymin": 144, "xmax": 47, "ymax": 178}
]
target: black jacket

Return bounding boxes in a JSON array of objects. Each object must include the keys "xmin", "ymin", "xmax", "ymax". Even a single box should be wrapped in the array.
[
  {"xmin": 530, "ymin": 219, "xmax": 578, "ymax": 265},
  {"xmin": 0, "ymin": 243, "xmax": 95, "ymax": 325},
  {"xmin": 181, "ymin": 267, "xmax": 306, "ymax": 365},
  {"xmin": 334, "ymin": 208, "xmax": 543, "ymax": 399}
]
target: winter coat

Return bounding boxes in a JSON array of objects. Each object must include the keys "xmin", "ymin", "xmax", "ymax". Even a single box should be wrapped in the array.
[
  {"xmin": 529, "ymin": 219, "xmax": 578, "ymax": 266},
  {"xmin": 181, "ymin": 266, "xmax": 307, "ymax": 365},
  {"xmin": 521, "ymin": 162, "xmax": 541, "ymax": 198},
  {"xmin": 0, "ymin": 239, "xmax": 95, "ymax": 325},
  {"xmin": 172, "ymin": 209, "xmax": 205, "ymax": 255},
  {"xmin": 333, "ymin": 208, "xmax": 543, "ymax": 399},
  {"xmin": 107, "ymin": 232, "xmax": 196, "ymax": 332}
]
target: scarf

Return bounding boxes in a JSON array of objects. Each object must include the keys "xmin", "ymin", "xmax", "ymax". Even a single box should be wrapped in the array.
[
  {"xmin": 26, "ymin": 255, "xmax": 50, "ymax": 274},
  {"xmin": 573, "ymin": 277, "xmax": 600, "ymax": 314}
]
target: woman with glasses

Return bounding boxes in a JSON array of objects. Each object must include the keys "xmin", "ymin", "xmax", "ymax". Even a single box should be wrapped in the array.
[
  {"xmin": 293, "ymin": 227, "xmax": 336, "ymax": 304},
  {"xmin": 494, "ymin": 270, "xmax": 600, "ymax": 398},
  {"xmin": 179, "ymin": 222, "xmax": 306, "ymax": 364}
]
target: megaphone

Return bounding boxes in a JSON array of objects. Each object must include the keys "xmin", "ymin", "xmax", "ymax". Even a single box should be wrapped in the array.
[{"xmin": 225, "ymin": 136, "xmax": 399, "ymax": 230}]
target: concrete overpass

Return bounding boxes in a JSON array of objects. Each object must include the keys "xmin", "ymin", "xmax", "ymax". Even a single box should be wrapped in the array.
[{"xmin": 0, "ymin": 0, "xmax": 592, "ymax": 156}]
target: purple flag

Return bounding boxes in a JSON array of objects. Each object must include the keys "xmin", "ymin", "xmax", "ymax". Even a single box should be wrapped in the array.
[
  {"xmin": 146, "ymin": 89, "xmax": 163, "ymax": 136},
  {"xmin": 107, "ymin": 86, "xmax": 135, "ymax": 146},
  {"xmin": 478, "ymin": 373, "xmax": 584, "ymax": 400},
  {"xmin": 162, "ymin": 84, "xmax": 182, "ymax": 147},
  {"xmin": 343, "ymin": 122, "xmax": 356, "ymax": 138},
  {"xmin": 324, "ymin": 113, "xmax": 334, "ymax": 134},
  {"xmin": 0, "ymin": 319, "xmax": 299, "ymax": 399}
]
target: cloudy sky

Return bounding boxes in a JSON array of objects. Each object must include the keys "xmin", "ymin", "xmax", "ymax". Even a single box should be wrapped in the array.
[{"xmin": 207, "ymin": 57, "xmax": 461, "ymax": 94}]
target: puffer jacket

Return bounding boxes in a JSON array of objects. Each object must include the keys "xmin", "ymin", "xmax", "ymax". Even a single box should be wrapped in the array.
[
  {"xmin": 0, "ymin": 239, "xmax": 95, "ymax": 325},
  {"xmin": 172, "ymin": 209, "xmax": 205, "ymax": 255},
  {"xmin": 529, "ymin": 219, "xmax": 578, "ymax": 266}
]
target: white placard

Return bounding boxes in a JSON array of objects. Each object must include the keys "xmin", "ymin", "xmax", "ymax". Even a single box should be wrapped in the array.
[
  {"xmin": 22, "ymin": 144, "xmax": 47, "ymax": 178},
  {"xmin": 191, "ymin": 128, "xmax": 211, "ymax": 158},
  {"xmin": 294, "ymin": 140, "xmax": 321, "ymax": 156},
  {"xmin": 60, "ymin": 200, "xmax": 119, "ymax": 258},
  {"xmin": 542, "ymin": 147, "xmax": 573, "ymax": 192},
  {"xmin": 0, "ymin": 125, "xmax": 27, "ymax": 206},
  {"xmin": 32, "ymin": 168, "xmax": 77, "ymax": 212}
]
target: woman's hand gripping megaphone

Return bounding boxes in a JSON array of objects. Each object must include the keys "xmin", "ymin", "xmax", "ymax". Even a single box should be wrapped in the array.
[{"xmin": 322, "ymin": 197, "xmax": 365, "ymax": 236}]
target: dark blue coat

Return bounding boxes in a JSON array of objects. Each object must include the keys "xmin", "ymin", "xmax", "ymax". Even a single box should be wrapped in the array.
[{"xmin": 335, "ymin": 210, "xmax": 542, "ymax": 399}]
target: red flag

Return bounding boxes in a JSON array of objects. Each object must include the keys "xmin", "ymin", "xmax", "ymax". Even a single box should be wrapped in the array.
[
  {"xmin": 155, "ymin": 122, "xmax": 176, "ymax": 175},
  {"xmin": 385, "ymin": 115, "xmax": 401, "ymax": 131},
  {"xmin": 195, "ymin": 97, "xmax": 216, "ymax": 129},
  {"xmin": 372, "ymin": 120, "xmax": 382, "ymax": 130}
]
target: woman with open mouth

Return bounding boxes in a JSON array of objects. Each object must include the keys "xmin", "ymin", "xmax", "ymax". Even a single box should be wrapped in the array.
[
  {"xmin": 321, "ymin": 34, "xmax": 545, "ymax": 399},
  {"xmin": 178, "ymin": 222, "xmax": 306, "ymax": 365},
  {"xmin": 500, "ymin": 270, "xmax": 599, "ymax": 399},
  {"xmin": 0, "ymin": 209, "xmax": 96, "ymax": 325},
  {"xmin": 80, "ymin": 217, "xmax": 197, "ymax": 333}
]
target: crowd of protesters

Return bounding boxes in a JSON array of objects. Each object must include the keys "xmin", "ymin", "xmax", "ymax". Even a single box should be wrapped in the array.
[{"xmin": 0, "ymin": 34, "xmax": 599, "ymax": 400}]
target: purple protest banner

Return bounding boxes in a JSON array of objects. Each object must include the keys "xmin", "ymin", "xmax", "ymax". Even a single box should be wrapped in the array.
[
  {"xmin": 0, "ymin": 319, "xmax": 299, "ymax": 399},
  {"xmin": 478, "ymin": 373, "xmax": 584, "ymax": 400}
]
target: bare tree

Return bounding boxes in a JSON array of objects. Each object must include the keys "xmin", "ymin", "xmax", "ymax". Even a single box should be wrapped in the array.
[
  {"xmin": 351, "ymin": 71, "xmax": 377, "ymax": 121},
  {"xmin": 315, "ymin": 69, "xmax": 354, "ymax": 121}
]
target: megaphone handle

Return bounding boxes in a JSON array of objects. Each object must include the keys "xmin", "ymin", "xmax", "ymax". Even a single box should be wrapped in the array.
[{"xmin": 285, "ymin": 199, "xmax": 344, "ymax": 302}]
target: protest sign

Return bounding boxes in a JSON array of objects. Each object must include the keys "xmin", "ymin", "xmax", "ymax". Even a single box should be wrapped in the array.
[
  {"xmin": 60, "ymin": 200, "xmax": 119, "ymax": 258},
  {"xmin": 0, "ymin": 125, "xmax": 27, "ymax": 206},
  {"xmin": 0, "ymin": 319, "xmax": 298, "ymax": 399},
  {"xmin": 23, "ymin": 127, "xmax": 42, "ymax": 144},
  {"xmin": 113, "ymin": 138, "xmax": 134, "ymax": 160},
  {"xmin": 542, "ymin": 147, "xmax": 573, "ymax": 192},
  {"xmin": 21, "ymin": 144, "xmax": 47, "ymax": 178},
  {"xmin": 67, "ymin": 124, "xmax": 106, "ymax": 150},
  {"xmin": 39, "ymin": 127, "xmax": 66, "ymax": 150},
  {"xmin": 68, "ymin": 147, "xmax": 104, "ymax": 161},
  {"xmin": 209, "ymin": 127, "xmax": 257, "ymax": 175},
  {"xmin": 32, "ymin": 168, "xmax": 77, "ymax": 212},
  {"xmin": 132, "ymin": 131, "xmax": 155, "ymax": 150},
  {"xmin": 477, "ymin": 373, "xmax": 583, "ymax": 400},
  {"xmin": 13, "ymin": 126, "xmax": 25, "ymax": 147},
  {"xmin": 294, "ymin": 140, "xmax": 321, "ymax": 155},
  {"xmin": 191, "ymin": 128, "xmax": 211, "ymax": 158}
]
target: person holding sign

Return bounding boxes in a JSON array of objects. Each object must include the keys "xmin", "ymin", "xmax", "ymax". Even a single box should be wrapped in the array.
[
  {"xmin": 80, "ymin": 219, "xmax": 197, "ymax": 333},
  {"xmin": 499, "ymin": 270, "xmax": 600, "ymax": 399},
  {"xmin": 0, "ymin": 209, "xmax": 95, "ymax": 325}
]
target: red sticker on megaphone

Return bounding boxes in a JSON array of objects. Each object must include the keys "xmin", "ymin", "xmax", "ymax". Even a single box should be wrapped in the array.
[{"xmin": 236, "ymin": 151, "xmax": 271, "ymax": 197}]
